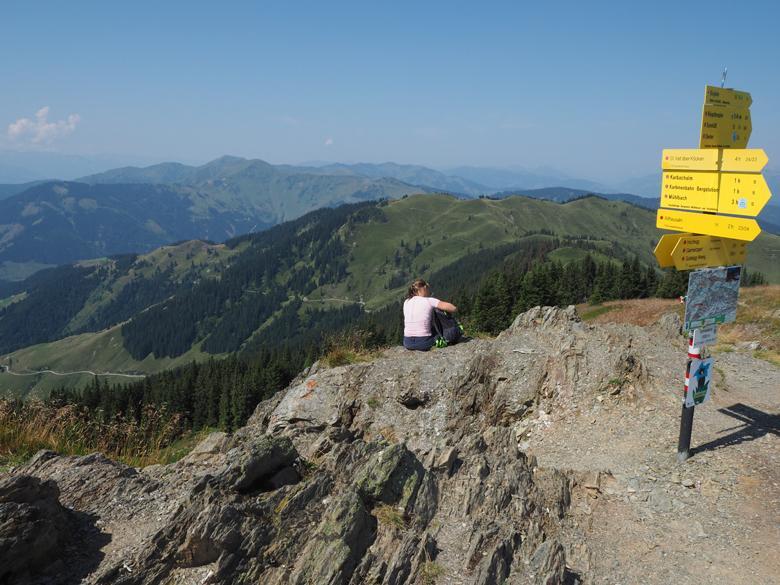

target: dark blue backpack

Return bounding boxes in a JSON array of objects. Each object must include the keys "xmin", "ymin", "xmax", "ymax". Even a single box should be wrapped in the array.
[{"xmin": 430, "ymin": 308, "xmax": 464, "ymax": 346}]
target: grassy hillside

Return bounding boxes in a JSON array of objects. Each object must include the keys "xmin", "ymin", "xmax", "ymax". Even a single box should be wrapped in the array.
[
  {"xmin": 321, "ymin": 195, "xmax": 780, "ymax": 307},
  {"xmin": 2, "ymin": 194, "xmax": 779, "ymax": 397}
]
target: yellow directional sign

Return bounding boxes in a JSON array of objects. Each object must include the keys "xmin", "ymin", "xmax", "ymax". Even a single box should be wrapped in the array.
[
  {"xmin": 654, "ymin": 233, "xmax": 690, "ymax": 268},
  {"xmin": 670, "ymin": 234, "xmax": 748, "ymax": 270},
  {"xmin": 700, "ymin": 104, "xmax": 751, "ymax": 148},
  {"xmin": 722, "ymin": 238, "xmax": 749, "ymax": 264},
  {"xmin": 717, "ymin": 172, "xmax": 773, "ymax": 216},
  {"xmin": 660, "ymin": 170, "xmax": 773, "ymax": 216},
  {"xmin": 656, "ymin": 209, "xmax": 761, "ymax": 241},
  {"xmin": 720, "ymin": 148, "xmax": 769, "ymax": 172},
  {"xmin": 704, "ymin": 85, "xmax": 752, "ymax": 108},
  {"xmin": 662, "ymin": 149, "xmax": 720, "ymax": 171},
  {"xmin": 661, "ymin": 171, "xmax": 719, "ymax": 212},
  {"xmin": 662, "ymin": 148, "xmax": 768, "ymax": 172}
]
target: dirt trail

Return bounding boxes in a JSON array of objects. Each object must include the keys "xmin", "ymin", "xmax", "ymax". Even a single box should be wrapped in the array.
[{"xmin": 528, "ymin": 345, "xmax": 779, "ymax": 585}]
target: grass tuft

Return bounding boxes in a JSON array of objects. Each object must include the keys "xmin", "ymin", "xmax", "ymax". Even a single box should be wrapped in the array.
[
  {"xmin": 322, "ymin": 329, "xmax": 386, "ymax": 368},
  {"xmin": 374, "ymin": 504, "xmax": 407, "ymax": 530},
  {"xmin": 580, "ymin": 304, "xmax": 616, "ymax": 321},
  {"xmin": 421, "ymin": 561, "xmax": 445, "ymax": 584}
]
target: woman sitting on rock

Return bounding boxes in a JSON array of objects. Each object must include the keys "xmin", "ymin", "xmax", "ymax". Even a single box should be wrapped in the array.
[{"xmin": 403, "ymin": 278, "xmax": 457, "ymax": 351}]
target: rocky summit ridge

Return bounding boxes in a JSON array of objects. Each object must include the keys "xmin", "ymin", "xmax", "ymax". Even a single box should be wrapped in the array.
[{"xmin": 2, "ymin": 306, "xmax": 682, "ymax": 584}]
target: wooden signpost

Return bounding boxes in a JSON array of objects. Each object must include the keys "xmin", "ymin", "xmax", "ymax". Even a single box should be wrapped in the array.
[{"xmin": 654, "ymin": 82, "xmax": 773, "ymax": 462}]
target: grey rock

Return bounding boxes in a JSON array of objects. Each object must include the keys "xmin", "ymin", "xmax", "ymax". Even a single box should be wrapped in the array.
[
  {"xmin": 220, "ymin": 434, "xmax": 298, "ymax": 492},
  {"xmin": 528, "ymin": 539, "xmax": 566, "ymax": 585},
  {"xmin": 290, "ymin": 489, "xmax": 374, "ymax": 585},
  {"xmin": 0, "ymin": 475, "xmax": 69, "ymax": 581}
]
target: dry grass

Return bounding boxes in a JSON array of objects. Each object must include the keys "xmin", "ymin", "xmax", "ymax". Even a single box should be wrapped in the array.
[
  {"xmin": 0, "ymin": 399, "xmax": 194, "ymax": 469},
  {"xmin": 721, "ymin": 286, "xmax": 780, "ymax": 349},
  {"xmin": 322, "ymin": 329, "xmax": 386, "ymax": 368},
  {"xmin": 576, "ymin": 297, "xmax": 682, "ymax": 326},
  {"xmin": 577, "ymin": 286, "xmax": 780, "ymax": 367}
]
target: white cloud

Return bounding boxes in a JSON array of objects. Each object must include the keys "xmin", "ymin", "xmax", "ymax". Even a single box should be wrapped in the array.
[
  {"xmin": 324, "ymin": 137, "xmax": 334, "ymax": 146},
  {"xmin": 7, "ymin": 106, "xmax": 80, "ymax": 145}
]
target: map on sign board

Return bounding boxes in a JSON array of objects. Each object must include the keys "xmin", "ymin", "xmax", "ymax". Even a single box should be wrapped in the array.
[
  {"xmin": 685, "ymin": 357, "xmax": 713, "ymax": 408},
  {"xmin": 684, "ymin": 266, "xmax": 741, "ymax": 330}
]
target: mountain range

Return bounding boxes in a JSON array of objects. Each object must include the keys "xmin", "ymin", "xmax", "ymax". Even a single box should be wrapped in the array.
[{"xmin": 1, "ymin": 155, "xmax": 778, "ymax": 285}]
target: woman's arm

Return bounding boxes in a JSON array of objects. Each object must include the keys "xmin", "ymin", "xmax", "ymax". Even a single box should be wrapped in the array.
[{"xmin": 436, "ymin": 300, "xmax": 457, "ymax": 313}]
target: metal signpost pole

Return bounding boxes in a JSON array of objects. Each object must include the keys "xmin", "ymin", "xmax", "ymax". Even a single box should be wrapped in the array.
[{"xmin": 677, "ymin": 332, "xmax": 701, "ymax": 461}]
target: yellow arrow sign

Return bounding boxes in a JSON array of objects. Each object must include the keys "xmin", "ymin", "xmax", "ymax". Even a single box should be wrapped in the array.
[
  {"xmin": 704, "ymin": 85, "xmax": 752, "ymax": 108},
  {"xmin": 700, "ymin": 105, "xmax": 751, "ymax": 148},
  {"xmin": 717, "ymin": 172, "xmax": 773, "ymax": 216},
  {"xmin": 661, "ymin": 171, "xmax": 719, "ymax": 212},
  {"xmin": 722, "ymin": 238, "xmax": 749, "ymax": 264},
  {"xmin": 660, "ymin": 170, "xmax": 773, "ymax": 216},
  {"xmin": 656, "ymin": 209, "xmax": 761, "ymax": 241},
  {"xmin": 654, "ymin": 233, "xmax": 690, "ymax": 268},
  {"xmin": 662, "ymin": 148, "xmax": 768, "ymax": 172},
  {"xmin": 670, "ymin": 234, "xmax": 748, "ymax": 270},
  {"xmin": 720, "ymin": 149, "xmax": 769, "ymax": 172}
]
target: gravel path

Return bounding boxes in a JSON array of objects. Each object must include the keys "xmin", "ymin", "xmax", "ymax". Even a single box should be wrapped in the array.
[{"xmin": 528, "ymin": 345, "xmax": 779, "ymax": 585}]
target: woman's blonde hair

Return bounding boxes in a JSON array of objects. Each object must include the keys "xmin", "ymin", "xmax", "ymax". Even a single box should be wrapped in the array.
[{"xmin": 406, "ymin": 278, "xmax": 429, "ymax": 299}]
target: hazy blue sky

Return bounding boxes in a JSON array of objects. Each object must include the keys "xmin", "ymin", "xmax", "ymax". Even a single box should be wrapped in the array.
[{"xmin": 3, "ymin": 0, "xmax": 779, "ymax": 181}]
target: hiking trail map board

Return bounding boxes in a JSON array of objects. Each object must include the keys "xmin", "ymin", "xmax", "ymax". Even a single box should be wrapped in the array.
[{"xmin": 684, "ymin": 266, "xmax": 741, "ymax": 330}]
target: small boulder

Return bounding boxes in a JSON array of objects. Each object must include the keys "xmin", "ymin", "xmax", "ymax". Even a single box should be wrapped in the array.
[{"xmin": 356, "ymin": 443, "xmax": 424, "ymax": 511}]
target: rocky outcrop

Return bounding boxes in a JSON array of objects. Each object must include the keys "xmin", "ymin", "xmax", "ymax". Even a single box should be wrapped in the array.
[{"xmin": 5, "ymin": 306, "xmax": 676, "ymax": 584}]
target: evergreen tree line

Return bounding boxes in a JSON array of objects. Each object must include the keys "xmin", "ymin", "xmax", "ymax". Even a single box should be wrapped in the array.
[
  {"xmin": 461, "ymin": 254, "xmax": 768, "ymax": 335},
  {"xmin": 0, "ymin": 264, "xmax": 102, "ymax": 354},
  {"xmin": 52, "ymin": 349, "xmax": 302, "ymax": 433}
]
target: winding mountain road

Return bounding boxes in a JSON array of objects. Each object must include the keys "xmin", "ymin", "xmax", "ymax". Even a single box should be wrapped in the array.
[{"xmin": 0, "ymin": 365, "xmax": 146, "ymax": 379}]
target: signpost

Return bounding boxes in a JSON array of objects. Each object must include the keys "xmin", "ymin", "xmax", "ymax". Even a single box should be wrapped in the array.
[
  {"xmin": 700, "ymin": 104, "xmax": 751, "ymax": 148},
  {"xmin": 703, "ymin": 85, "xmax": 752, "ymax": 108},
  {"xmin": 683, "ymin": 266, "xmax": 741, "ymax": 330},
  {"xmin": 661, "ymin": 171, "xmax": 719, "ymax": 212},
  {"xmin": 660, "ymin": 170, "xmax": 771, "ymax": 216},
  {"xmin": 670, "ymin": 235, "xmax": 747, "ymax": 270},
  {"xmin": 654, "ymin": 233, "xmax": 690, "ymax": 268},
  {"xmin": 656, "ymin": 209, "xmax": 761, "ymax": 241},
  {"xmin": 720, "ymin": 149, "xmax": 768, "ymax": 172},
  {"xmin": 685, "ymin": 357, "xmax": 713, "ymax": 408},
  {"xmin": 692, "ymin": 324, "xmax": 718, "ymax": 347},
  {"xmin": 717, "ymin": 173, "xmax": 772, "ymax": 216},
  {"xmin": 662, "ymin": 148, "xmax": 767, "ymax": 172},
  {"xmin": 654, "ymin": 83, "xmax": 773, "ymax": 462}
]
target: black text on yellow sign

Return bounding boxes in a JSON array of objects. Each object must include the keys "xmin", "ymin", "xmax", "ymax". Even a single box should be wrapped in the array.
[
  {"xmin": 660, "ymin": 170, "xmax": 772, "ymax": 216},
  {"xmin": 670, "ymin": 234, "xmax": 747, "ymax": 270},
  {"xmin": 656, "ymin": 209, "xmax": 760, "ymax": 242}
]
